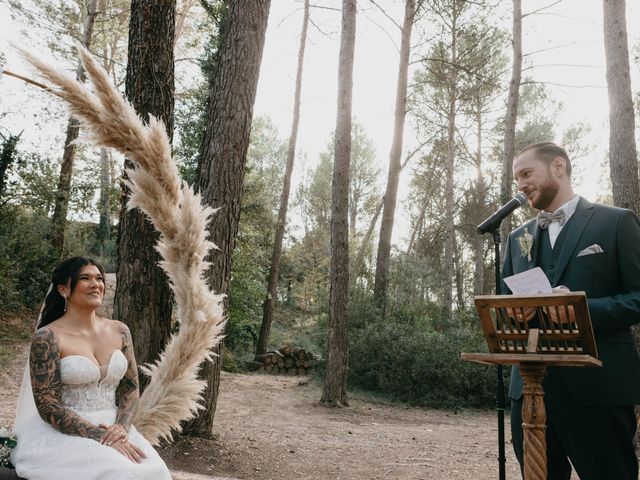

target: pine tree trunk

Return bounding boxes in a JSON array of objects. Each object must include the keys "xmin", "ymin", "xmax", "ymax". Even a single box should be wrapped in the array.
[
  {"xmin": 96, "ymin": 147, "xmax": 111, "ymax": 256},
  {"xmin": 373, "ymin": 0, "xmax": 416, "ymax": 315},
  {"xmin": 443, "ymin": 10, "xmax": 458, "ymax": 323},
  {"xmin": 96, "ymin": 45, "xmax": 114, "ymax": 257},
  {"xmin": 406, "ymin": 202, "xmax": 426, "ymax": 256},
  {"xmin": 256, "ymin": 0, "xmax": 309, "ymax": 357},
  {"xmin": 453, "ymin": 233, "xmax": 465, "ymax": 311},
  {"xmin": 350, "ymin": 197, "xmax": 382, "ymax": 289},
  {"xmin": 174, "ymin": 0, "xmax": 197, "ymax": 40},
  {"xmin": 443, "ymin": 98, "xmax": 455, "ymax": 321},
  {"xmin": 349, "ymin": 193, "xmax": 358, "ymax": 240},
  {"xmin": 603, "ymin": 0, "xmax": 640, "ymax": 213},
  {"xmin": 474, "ymin": 103, "xmax": 485, "ymax": 295},
  {"xmin": 184, "ymin": 0, "xmax": 271, "ymax": 437},
  {"xmin": 500, "ymin": 0, "xmax": 522, "ymax": 244},
  {"xmin": 321, "ymin": 0, "xmax": 356, "ymax": 408},
  {"xmin": 114, "ymin": 0, "xmax": 176, "ymax": 389},
  {"xmin": 50, "ymin": 0, "xmax": 98, "ymax": 257}
]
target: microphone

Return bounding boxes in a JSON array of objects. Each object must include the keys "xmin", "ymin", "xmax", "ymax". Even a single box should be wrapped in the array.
[{"xmin": 477, "ymin": 192, "xmax": 528, "ymax": 234}]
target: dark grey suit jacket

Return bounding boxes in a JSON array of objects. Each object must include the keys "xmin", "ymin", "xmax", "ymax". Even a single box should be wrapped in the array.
[{"xmin": 502, "ymin": 197, "xmax": 640, "ymax": 406}]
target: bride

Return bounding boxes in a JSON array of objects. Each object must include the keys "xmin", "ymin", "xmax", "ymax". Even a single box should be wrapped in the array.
[{"xmin": 11, "ymin": 256, "xmax": 171, "ymax": 479}]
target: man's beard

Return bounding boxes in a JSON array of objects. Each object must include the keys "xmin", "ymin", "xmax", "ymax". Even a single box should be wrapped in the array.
[{"xmin": 531, "ymin": 173, "xmax": 560, "ymax": 210}]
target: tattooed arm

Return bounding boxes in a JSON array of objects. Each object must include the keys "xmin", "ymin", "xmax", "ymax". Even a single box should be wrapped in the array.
[
  {"xmin": 114, "ymin": 322, "xmax": 139, "ymax": 430},
  {"xmin": 30, "ymin": 328, "xmax": 106, "ymax": 441}
]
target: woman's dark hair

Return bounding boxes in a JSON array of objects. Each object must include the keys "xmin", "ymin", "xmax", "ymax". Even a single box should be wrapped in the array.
[{"xmin": 38, "ymin": 257, "xmax": 106, "ymax": 329}]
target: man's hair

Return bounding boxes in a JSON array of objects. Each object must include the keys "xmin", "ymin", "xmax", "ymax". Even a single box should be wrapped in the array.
[{"xmin": 517, "ymin": 142, "xmax": 572, "ymax": 177}]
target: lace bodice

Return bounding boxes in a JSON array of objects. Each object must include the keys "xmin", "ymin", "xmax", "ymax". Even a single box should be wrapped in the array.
[{"xmin": 59, "ymin": 350, "xmax": 127, "ymax": 414}]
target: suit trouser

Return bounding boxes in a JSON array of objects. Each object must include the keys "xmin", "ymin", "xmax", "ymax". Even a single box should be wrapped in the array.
[{"xmin": 510, "ymin": 368, "xmax": 637, "ymax": 480}]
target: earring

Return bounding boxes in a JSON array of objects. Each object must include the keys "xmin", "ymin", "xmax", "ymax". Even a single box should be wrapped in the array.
[{"xmin": 64, "ymin": 296, "xmax": 68, "ymax": 312}]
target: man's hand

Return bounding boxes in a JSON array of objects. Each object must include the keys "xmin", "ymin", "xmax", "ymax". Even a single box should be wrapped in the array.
[
  {"xmin": 505, "ymin": 306, "xmax": 537, "ymax": 322},
  {"xmin": 547, "ymin": 286, "xmax": 576, "ymax": 326}
]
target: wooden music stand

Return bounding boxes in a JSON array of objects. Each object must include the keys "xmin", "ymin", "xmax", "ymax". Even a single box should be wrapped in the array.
[{"xmin": 461, "ymin": 292, "xmax": 601, "ymax": 480}]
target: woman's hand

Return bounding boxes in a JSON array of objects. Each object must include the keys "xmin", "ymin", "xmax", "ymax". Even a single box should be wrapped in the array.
[
  {"xmin": 107, "ymin": 435, "xmax": 147, "ymax": 463},
  {"xmin": 99, "ymin": 422, "xmax": 128, "ymax": 446}
]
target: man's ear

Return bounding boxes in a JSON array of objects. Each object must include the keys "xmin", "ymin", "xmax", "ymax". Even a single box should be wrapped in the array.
[{"xmin": 551, "ymin": 156, "xmax": 566, "ymax": 176}]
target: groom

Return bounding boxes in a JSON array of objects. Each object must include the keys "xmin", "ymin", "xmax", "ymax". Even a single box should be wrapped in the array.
[{"xmin": 501, "ymin": 142, "xmax": 640, "ymax": 479}]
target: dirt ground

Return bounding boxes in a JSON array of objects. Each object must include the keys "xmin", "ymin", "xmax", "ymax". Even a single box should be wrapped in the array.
[
  {"xmin": 1, "ymin": 338, "xmax": 528, "ymax": 480},
  {"xmin": 160, "ymin": 372, "xmax": 525, "ymax": 480}
]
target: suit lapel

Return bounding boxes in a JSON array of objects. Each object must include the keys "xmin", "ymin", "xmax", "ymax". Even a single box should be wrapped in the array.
[{"xmin": 551, "ymin": 197, "xmax": 595, "ymax": 284}]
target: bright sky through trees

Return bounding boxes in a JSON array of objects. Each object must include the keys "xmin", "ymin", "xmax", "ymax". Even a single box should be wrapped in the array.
[{"xmin": 2, "ymin": 0, "xmax": 640, "ymax": 247}]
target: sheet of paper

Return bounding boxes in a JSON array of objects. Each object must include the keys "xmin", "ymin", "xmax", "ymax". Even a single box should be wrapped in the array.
[{"xmin": 503, "ymin": 267, "xmax": 552, "ymax": 295}]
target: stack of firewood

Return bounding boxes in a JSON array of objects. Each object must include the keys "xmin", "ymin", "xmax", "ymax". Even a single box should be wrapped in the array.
[{"xmin": 256, "ymin": 345, "xmax": 315, "ymax": 375}]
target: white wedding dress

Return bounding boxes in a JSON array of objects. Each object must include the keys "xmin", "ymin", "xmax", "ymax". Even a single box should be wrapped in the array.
[{"xmin": 11, "ymin": 350, "xmax": 171, "ymax": 479}]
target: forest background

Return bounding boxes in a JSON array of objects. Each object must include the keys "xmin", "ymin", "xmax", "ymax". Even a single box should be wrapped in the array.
[{"xmin": 1, "ymin": 0, "xmax": 640, "ymax": 437}]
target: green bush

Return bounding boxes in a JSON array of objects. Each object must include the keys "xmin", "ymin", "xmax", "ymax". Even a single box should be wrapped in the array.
[
  {"xmin": 0, "ymin": 207, "xmax": 57, "ymax": 309},
  {"xmin": 348, "ymin": 298, "xmax": 504, "ymax": 409}
]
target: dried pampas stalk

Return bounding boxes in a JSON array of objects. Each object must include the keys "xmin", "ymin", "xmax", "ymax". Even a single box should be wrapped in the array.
[{"xmin": 18, "ymin": 45, "xmax": 225, "ymax": 445}]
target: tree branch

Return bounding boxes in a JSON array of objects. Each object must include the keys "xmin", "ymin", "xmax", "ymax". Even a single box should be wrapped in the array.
[
  {"xmin": 309, "ymin": 4, "xmax": 341, "ymax": 12},
  {"xmin": 524, "ymin": 41, "xmax": 596, "ymax": 57},
  {"xmin": 522, "ymin": 0, "xmax": 563, "ymax": 18},
  {"xmin": 520, "ymin": 79, "xmax": 605, "ymax": 89},
  {"xmin": 522, "ymin": 63, "xmax": 603, "ymax": 72},
  {"xmin": 368, "ymin": 0, "xmax": 402, "ymax": 30}
]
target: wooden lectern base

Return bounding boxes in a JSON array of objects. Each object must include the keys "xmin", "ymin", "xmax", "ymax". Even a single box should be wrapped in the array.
[
  {"xmin": 461, "ymin": 353, "xmax": 601, "ymax": 480},
  {"xmin": 520, "ymin": 363, "xmax": 547, "ymax": 480}
]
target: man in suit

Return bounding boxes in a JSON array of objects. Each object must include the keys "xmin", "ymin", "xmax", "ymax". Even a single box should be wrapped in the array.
[{"xmin": 502, "ymin": 142, "xmax": 640, "ymax": 479}]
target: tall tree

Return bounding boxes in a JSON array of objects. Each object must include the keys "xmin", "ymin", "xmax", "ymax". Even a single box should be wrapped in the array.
[
  {"xmin": 95, "ymin": 12, "xmax": 129, "ymax": 258},
  {"xmin": 321, "ymin": 0, "xmax": 356, "ymax": 407},
  {"xmin": 459, "ymin": 23, "xmax": 506, "ymax": 295},
  {"xmin": 348, "ymin": 124, "xmax": 380, "ymax": 242},
  {"xmin": 256, "ymin": 0, "xmax": 310, "ymax": 357},
  {"xmin": 50, "ymin": 0, "xmax": 98, "ymax": 256},
  {"xmin": 499, "ymin": 0, "xmax": 522, "ymax": 241},
  {"xmin": 373, "ymin": 0, "xmax": 417, "ymax": 316},
  {"xmin": 297, "ymin": 125, "xmax": 379, "ymax": 292},
  {"xmin": 411, "ymin": 0, "xmax": 504, "ymax": 316},
  {"xmin": 603, "ymin": 0, "xmax": 640, "ymax": 213},
  {"xmin": 113, "ymin": 0, "xmax": 176, "ymax": 386},
  {"xmin": 419, "ymin": 0, "xmax": 465, "ymax": 322},
  {"xmin": 0, "ymin": 132, "xmax": 22, "ymax": 201},
  {"xmin": 184, "ymin": 0, "xmax": 271, "ymax": 437},
  {"xmin": 472, "ymin": 105, "xmax": 488, "ymax": 295},
  {"xmin": 353, "ymin": 142, "xmax": 424, "ymax": 289}
]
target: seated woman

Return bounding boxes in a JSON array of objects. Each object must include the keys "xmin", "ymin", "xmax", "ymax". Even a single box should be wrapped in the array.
[{"xmin": 11, "ymin": 256, "xmax": 171, "ymax": 479}]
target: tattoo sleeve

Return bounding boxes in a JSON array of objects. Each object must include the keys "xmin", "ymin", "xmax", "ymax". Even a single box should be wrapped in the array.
[
  {"xmin": 115, "ymin": 323, "xmax": 139, "ymax": 430},
  {"xmin": 30, "ymin": 329, "xmax": 106, "ymax": 441}
]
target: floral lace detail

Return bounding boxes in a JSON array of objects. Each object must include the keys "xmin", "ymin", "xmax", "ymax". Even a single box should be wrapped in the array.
[{"xmin": 59, "ymin": 351, "xmax": 127, "ymax": 413}]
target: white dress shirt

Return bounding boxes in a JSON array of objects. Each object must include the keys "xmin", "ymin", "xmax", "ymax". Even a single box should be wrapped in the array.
[{"xmin": 546, "ymin": 194, "xmax": 580, "ymax": 248}]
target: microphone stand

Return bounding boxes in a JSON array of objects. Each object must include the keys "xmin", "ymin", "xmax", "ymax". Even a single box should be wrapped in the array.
[
  {"xmin": 477, "ymin": 193, "xmax": 526, "ymax": 480},
  {"xmin": 491, "ymin": 227, "xmax": 507, "ymax": 480}
]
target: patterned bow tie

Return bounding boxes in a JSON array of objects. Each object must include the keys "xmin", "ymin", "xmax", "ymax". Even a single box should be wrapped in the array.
[{"xmin": 537, "ymin": 209, "xmax": 566, "ymax": 229}]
